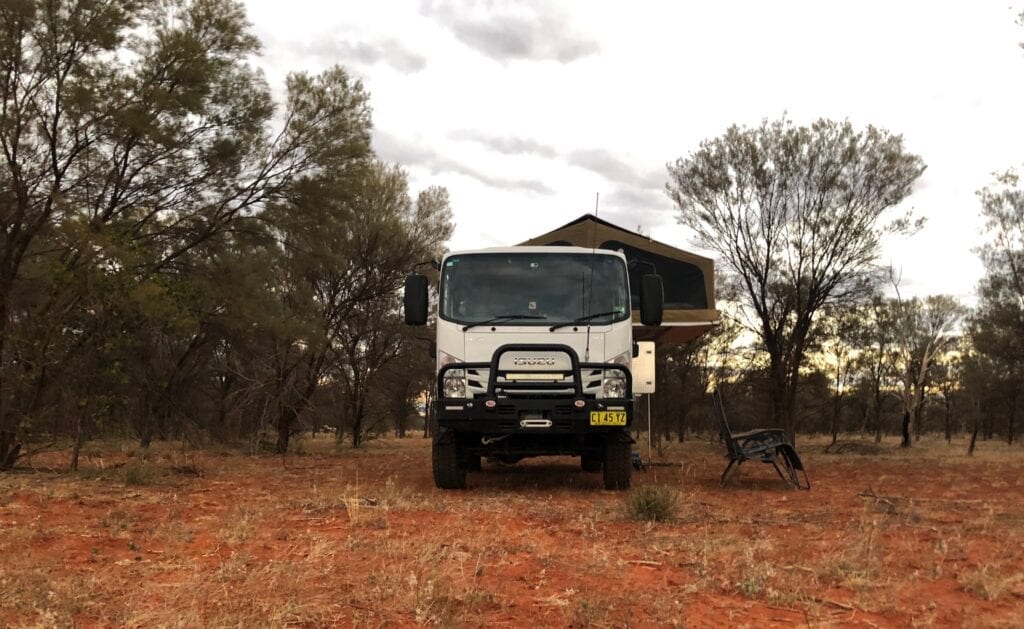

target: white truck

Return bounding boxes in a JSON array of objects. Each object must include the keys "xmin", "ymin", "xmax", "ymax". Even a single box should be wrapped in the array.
[{"xmin": 404, "ymin": 246, "xmax": 663, "ymax": 490}]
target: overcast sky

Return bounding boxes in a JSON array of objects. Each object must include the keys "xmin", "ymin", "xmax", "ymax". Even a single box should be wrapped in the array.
[{"xmin": 244, "ymin": 0, "xmax": 1024, "ymax": 302}]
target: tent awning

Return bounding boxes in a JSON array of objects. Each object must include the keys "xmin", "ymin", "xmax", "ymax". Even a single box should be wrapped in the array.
[{"xmin": 520, "ymin": 214, "xmax": 720, "ymax": 344}]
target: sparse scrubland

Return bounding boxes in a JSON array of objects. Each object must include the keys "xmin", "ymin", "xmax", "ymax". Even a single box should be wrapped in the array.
[{"xmin": 2, "ymin": 435, "xmax": 1023, "ymax": 626}]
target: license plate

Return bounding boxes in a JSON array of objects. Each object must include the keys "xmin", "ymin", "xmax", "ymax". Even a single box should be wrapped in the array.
[{"xmin": 589, "ymin": 411, "xmax": 627, "ymax": 426}]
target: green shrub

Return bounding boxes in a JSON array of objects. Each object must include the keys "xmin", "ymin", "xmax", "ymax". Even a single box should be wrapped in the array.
[{"xmin": 625, "ymin": 485, "xmax": 679, "ymax": 522}]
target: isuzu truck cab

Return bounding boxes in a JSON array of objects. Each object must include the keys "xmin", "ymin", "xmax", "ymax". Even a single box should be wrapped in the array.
[{"xmin": 404, "ymin": 246, "xmax": 663, "ymax": 490}]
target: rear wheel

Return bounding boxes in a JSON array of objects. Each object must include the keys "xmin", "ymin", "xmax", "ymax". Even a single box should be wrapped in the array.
[
  {"xmin": 602, "ymin": 435, "xmax": 631, "ymax": 490},
  {"xmin": 433, "ymin": 432, "xmax": 466, "ymax": 489}
]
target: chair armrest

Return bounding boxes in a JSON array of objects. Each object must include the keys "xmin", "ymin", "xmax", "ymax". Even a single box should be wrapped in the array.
[{"xmin": 730, "ymin": 428, "xmax": 789, "ymax": 441}]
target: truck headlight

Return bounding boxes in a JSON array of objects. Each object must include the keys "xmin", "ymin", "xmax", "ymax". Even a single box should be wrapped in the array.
[
  {"xmin": 601, "ymin": 351, "xmax": 629, "ymax": 399},
  {"xmin": 438, "ymin": 351, "xmax": 466, "ymax": 399},
  {"xmin": 602, "ymin": 375, "xmax": 626, "ymax": 399},
  {"xmin": 443, "ymin": 368, "xmax": 466, "ymax": 398}
]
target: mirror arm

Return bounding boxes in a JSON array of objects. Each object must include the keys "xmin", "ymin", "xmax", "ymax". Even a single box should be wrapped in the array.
[
  {"xmin": 414, "ymin": 259, "xmax": 441, "ymax": 272},
  {"xmin": 628, "ymin": 258, "xmax": 658, "ymax": 274}
]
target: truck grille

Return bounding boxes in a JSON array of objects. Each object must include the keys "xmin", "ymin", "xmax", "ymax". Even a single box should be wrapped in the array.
[{"xmin": 467, "ymin": 368, "xmax": 603, "ymax": 399}]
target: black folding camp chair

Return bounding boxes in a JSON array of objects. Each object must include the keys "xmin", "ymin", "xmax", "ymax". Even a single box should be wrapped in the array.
[{"xmin": 712, "ymin": 389, "xmax": 809, "ymax": 490}]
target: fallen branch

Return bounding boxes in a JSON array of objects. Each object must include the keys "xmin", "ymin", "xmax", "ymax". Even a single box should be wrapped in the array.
[
  {"xmin": 808, "ymin": 596, "xmax": 856, "ymax": 611},
  {"xmin": 857, "ymin": 487, "xmax": 989, "ymax": 506},
  {"xmin": 857, "ymin": 487, "xmax": 899, "ymax": 513},
  {"xmin": 626, "ymin": 559, "xmax": 663, "ymax": 567},
  {"xmin": 782, "ymin": 565, "xmax": 816, "ymax": 574}
]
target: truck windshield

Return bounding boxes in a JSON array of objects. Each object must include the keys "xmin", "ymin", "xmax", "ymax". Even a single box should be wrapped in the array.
[{"xmin": 440, "ymin": 253, "xmax": 630, "ymax": 327}]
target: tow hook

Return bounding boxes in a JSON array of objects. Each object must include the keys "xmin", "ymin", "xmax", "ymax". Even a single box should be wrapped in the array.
[{"xmin": 519, "ymin": 419, "xmax": 553, "ymax": 429}]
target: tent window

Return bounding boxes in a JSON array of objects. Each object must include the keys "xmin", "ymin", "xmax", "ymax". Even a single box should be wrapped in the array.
[{"xmin": 599, "ymin": 240, "xmax": 708, "ymax": 310}]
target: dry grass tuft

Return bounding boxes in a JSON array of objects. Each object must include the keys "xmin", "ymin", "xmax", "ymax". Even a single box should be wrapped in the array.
[
  {"xmin": 625, "ymin": 485, "xmax": 680, "ymax": 522},
  {"xmin": 220, "ymin": 506, "xmax": 257, "ymax": 544},
  {"xmin": 959, "ymin": 563, "xmax": 1024, "ymax": 601},
  {"xmin": 121, "ymin": 462, "xmax": 161, "ymax": 486}
]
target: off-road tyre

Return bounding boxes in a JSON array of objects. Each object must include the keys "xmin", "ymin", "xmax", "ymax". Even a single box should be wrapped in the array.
[
  {"xmin": 602, "ymin": 435, "xmax": 631, "ymax": 490},
  {"xmin": 433, "ymin": 433, "xmax": 466, "ymax": 489},
  {"xmin": 581, "ymin": 453, "xmax": 602, "ymax": 472}
]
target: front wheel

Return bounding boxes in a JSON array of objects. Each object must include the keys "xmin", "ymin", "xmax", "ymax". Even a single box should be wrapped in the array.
[
  {"xmin": 433, "ymin": 432, "xmax": 467, "ymax": 489},
  {"xmin": 463, "ymin": 453, "xmax": 482, "ymax": 472},
  {"xmin": 602, "ymin": 435, "xmax": 631, "ymax": 490}
]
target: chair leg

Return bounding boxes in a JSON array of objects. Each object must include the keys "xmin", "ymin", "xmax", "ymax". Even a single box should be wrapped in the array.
[
  {"xmin": 770, "ymin": 456, "xmax": 790, "ymax": 485},
  {"xmin": 772, "ymin": 449, "xmax": 801, "ymax": 488},
  {"xmin": 720, "ymin": 459, "xmax": 737, "ymax": 486},
  {"xmin": 777, "ymin": 446, "xmax": 811, "ymax": 490},
  {"xmin": 797, "ymin": 468, "xmax": 811, "ymax": 490}
]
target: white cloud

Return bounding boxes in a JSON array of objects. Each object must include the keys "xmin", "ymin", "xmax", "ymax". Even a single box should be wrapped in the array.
[
  {"xmin": 242, "ymin": 0, "xmax": 1024, "ymax": 300},
  {"xmin": 419, "ymin": 0, "xmax": 601, "ymax": 63}
]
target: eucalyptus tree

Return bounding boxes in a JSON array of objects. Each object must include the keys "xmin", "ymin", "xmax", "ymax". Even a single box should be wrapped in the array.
[
  {"xmin": 932, "ymin": 346, "xmax": 964, "ymax": 443},
  {"xmin": 330, "ymin": 180, "xmax": 452, "ymax": 449},
  {"xmin": 971, "ymin": 170, "xmax": 1024, "ymax": 445},
  {"xmin": 667, "ymin": 116, "xmax": 925, "ymax": 436},
  {"xmin": 0, "ymin": 0, "xmax": 397, "ymax": 468},
  {"xmin": 889, "ymin": 293, "xmax": 965, "ymax": 447},
  {"xmin": 815, "ymin": 304, "xmax": 869, "ymax": 446},
  {"xmin": 264, "ymin": 157, "xmax": 453, "ymax": 453},
  {"xmin": 852, "ymin": 295, "xmax": 900, "ymax": 442},
  {"xmin": 654, "ymin": 315, "xmax": 740, "ymax": 440}
]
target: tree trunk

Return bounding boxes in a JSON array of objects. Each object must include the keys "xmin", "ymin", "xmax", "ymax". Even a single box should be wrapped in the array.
[
  {"xmin": 768, "ymin": 371, "xmax": 786, "ymax": 430},
  {"xmin": 913, "ymin": 404, "xmax": 923, "ymax": 442},
  {"xmin": 137, "ymin": 394, "xmax": 154, "ymax": 452},
  {"xmin": 0, "ymin": 299, "xmax": 15, "ymax": 470},
  {"xmin": 0, "ymin": 430, "xmax": 21, "ymax": 471},
  {"xmin": 967, "ymin": 419, "xmax": 980, "ymax": 456},
  {"xmin": 944, "ymin": 396, "xmax": 952, "ymax": 443},
  {"xmin": 1008, "ymin": 391, "xmax": 1017, "ymax": 446},
  {"xmin": 70, "ymin": 414, "xmax": 84, "ymax": 472},
  {"xmin": 422, "ymin": 392, "xmax": 433, "ymax": 438},
  {"xmin": 214, "ymin": 373, "xmax": 234, "ymax": 442},
  {"xmin": 784, "ymin": 369, "xmax": 801, "ymax": 445},
  {"xmin": 139, "ymin": 427, "xmax": 152, "ymax": 450},
  {"xmin": 275, "ymin": 412, "xmax": 293, "ymax": 454},
  {"xmin": 351, "ymin": 398, "xmax": 364, "ymax": 448},
  {"xmin": 427, "ymin": 401, "xmax": 438, "ymax": 438},
  {"xmin": 872, "ymin": 381, "xmax": 883, "ymax": 443},
  {"xmin": 900, "ymin": 410, "xmax": 911, "ymax": 448},
  {"xmin": 830, "ymin": 390, "xmax": 841, "ymax": 447},
  {"xmin": 274, "ymin": 365, "xmax": 321, "ymax": 454}
]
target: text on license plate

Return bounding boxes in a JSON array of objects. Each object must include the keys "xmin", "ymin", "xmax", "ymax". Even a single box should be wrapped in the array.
[{"xmin": 589, "ymin": 411, "xmax": 627, "ymax": 426}]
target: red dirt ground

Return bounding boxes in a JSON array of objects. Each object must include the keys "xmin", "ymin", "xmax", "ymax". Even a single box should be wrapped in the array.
[{"xmin": 1, "ymin": 435, "xmax": 1023, "ymax": 627}]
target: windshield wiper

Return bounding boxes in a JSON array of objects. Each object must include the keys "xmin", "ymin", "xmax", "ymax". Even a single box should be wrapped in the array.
[
  {"xmin": 549, "ymin": 311, "xmax": 621, "ymax": 332},
  {"xmin": 462, "ymin": 314, "xmax": 547, "ymax": 331}
]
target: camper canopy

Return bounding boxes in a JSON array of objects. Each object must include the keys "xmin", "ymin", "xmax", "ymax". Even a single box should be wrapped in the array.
[{"xmin": 520, "ymin": 214, "xmax": 720, "ymax": 343}]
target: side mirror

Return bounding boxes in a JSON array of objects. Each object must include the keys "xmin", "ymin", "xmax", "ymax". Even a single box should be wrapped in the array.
[
  {"xmin": 404, "ymin": 274, "xmax": 429, "ymax": 325},
  {"xmin": 639, "ymin": 274, "xmax": 664, "ymax": 326}
]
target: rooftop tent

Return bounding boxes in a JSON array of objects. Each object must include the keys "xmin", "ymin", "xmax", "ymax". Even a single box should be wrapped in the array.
[{"xmin": 520, "ymin": 214, "xmax": 720, "ymax": 343}]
